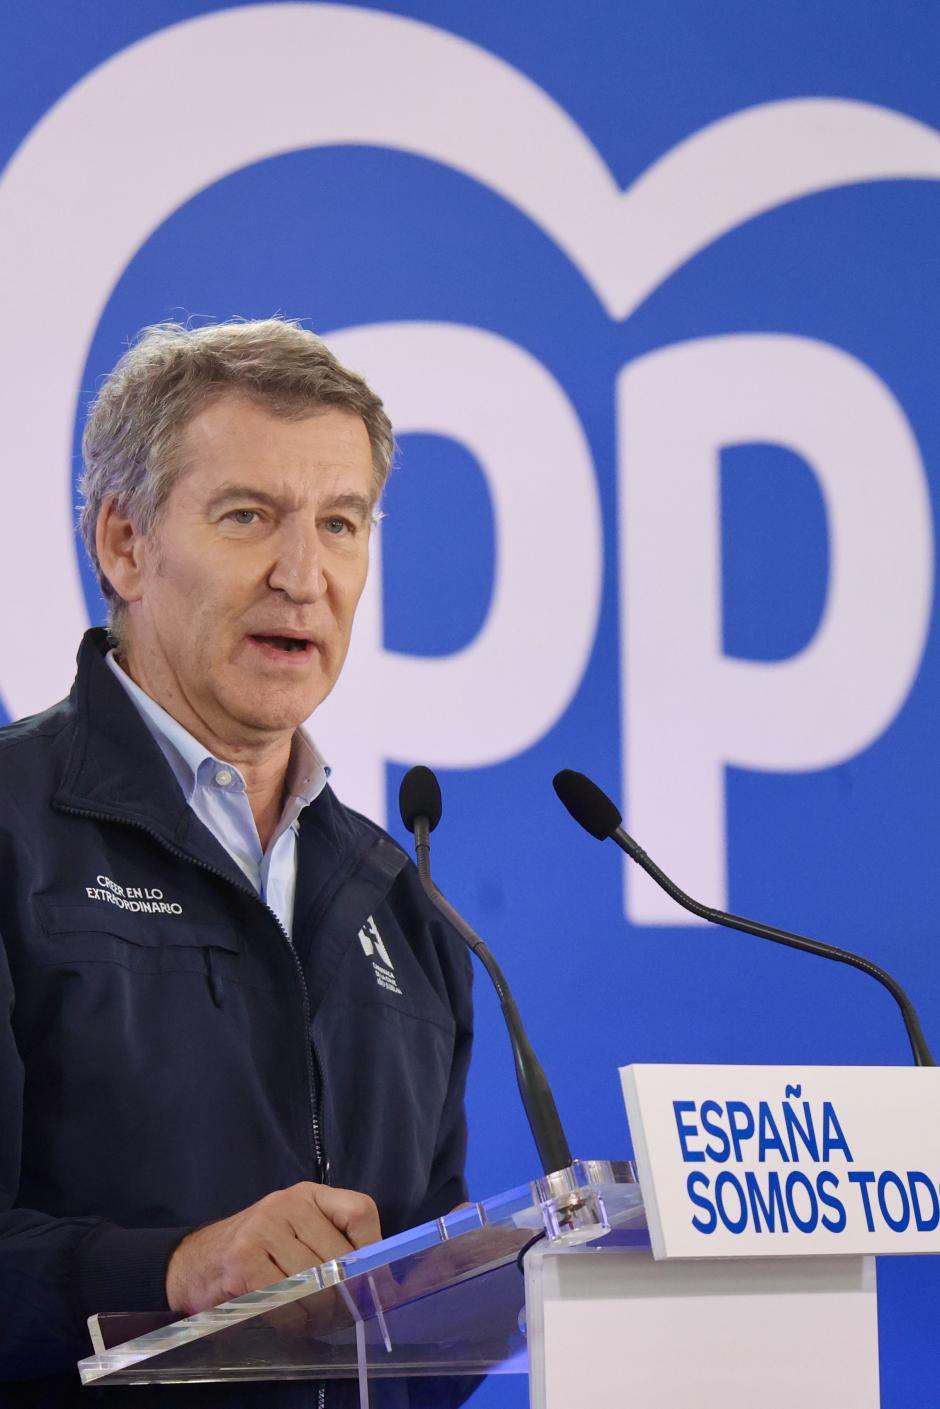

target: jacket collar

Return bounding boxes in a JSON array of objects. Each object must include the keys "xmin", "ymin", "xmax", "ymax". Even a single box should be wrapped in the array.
[
  {"xmin": 54, "ymin": 629, "xmax": 260, "ymax": 886},
  {"xmin": 56, "ymin": 630, "xmax": 192, "ymax": 827},
  {"xmin": 53, "ymin": 629, "xmax": 410, "ymax": 915}
]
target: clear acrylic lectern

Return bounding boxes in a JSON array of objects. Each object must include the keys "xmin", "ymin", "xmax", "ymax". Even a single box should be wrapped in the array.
[
  {"xmin": 78, "ymin": 1161, "xmax": 638, "ymax": 1391},
  {"xmin": 78, "ymin": 1157, "xmax": 878, "ymax": 1408}
]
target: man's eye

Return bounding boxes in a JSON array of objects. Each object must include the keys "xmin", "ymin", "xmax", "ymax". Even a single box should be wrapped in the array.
[
  {"xmin": 323, "ymin": 517, "xmax": 353, "ymax": 536},
  {"xmin": 228, "ymin": 509, "xmax": 258, "ymax": 525}
]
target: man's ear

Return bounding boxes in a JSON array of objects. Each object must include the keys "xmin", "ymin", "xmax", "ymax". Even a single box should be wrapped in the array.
[{"xmin": 96, "ymin": 498, "xmax": 147, "ymax": 606}]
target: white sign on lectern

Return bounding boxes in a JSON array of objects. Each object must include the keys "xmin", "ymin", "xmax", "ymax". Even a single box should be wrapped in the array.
[{"xmin": 621, "ymin": 1063, "xmax": 940, "ymax": 1260}]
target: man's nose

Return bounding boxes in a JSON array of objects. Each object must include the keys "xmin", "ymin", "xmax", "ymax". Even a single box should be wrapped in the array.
[{"xmin": 267, "ymin": 524, "xmax": 326, "ymax": 603}]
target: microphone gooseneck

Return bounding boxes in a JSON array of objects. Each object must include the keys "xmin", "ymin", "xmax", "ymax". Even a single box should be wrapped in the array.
[
  {"xmin": 553, "ymin": 769, "xmax": 936, "ymax": 1069},
  {"xmin": 399, "ymin": 767, "xmax": 572, "ymax": 1176}
]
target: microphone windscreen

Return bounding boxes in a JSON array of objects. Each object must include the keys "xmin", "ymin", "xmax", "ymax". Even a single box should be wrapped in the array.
[
  {"xmin": 399, "ymin": 765, "xmax": 443, "ymax": 834},
  {"xmin": 553, "ymin": 769, "xmax": 622, "ymax": 840}
]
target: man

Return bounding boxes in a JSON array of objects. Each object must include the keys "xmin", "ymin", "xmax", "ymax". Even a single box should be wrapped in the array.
[{"xmin": 0, "ymin": 321, "xmax": 473, "ymax": 1395}]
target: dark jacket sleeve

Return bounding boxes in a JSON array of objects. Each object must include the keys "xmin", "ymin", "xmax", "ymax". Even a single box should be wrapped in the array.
[{"xmin": 0, "ymin": 932, "xmax": 189, "ymax": 1380}]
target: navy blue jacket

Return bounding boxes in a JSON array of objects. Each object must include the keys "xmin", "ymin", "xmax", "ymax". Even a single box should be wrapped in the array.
[{"xmin": 0, "ymin": 630, "xmax": 472, "ymax": 1383}]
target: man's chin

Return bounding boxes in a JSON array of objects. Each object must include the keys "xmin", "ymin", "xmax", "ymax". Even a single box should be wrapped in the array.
[{"xmin": 224, "ymin": 679, "xmax": 333, "ymax": 735}]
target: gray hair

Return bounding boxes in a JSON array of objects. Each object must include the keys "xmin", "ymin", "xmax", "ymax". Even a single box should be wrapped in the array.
[{"xmin": 79, "ymin": 318, "xmax": 394, "ymax": 632}]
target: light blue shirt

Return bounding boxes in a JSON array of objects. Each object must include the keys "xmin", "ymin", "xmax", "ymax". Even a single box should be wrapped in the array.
[{"xmin": 106, "ymin": 652, "xmax": 327, "ymax": 937}]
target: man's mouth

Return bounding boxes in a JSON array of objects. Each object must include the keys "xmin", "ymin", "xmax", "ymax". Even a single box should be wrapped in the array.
[{"xmin": 247, "ymin": 634, "xmax": 316, "ymax": 658}]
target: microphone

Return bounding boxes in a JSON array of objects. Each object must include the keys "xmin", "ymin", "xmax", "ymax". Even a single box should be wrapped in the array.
[
  {"xmin": 399, "ymin": 766, "xmax": 572, "ymax": 1176},
  {"xmin": 553, "ymin": 768, "xmax": 936, "ymax": 1068}
]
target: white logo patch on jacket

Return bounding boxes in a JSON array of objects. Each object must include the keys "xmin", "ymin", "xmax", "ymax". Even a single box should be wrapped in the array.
[{"xmin": 358, "ymin": 915, "xmax": 402, "ymax": 996}]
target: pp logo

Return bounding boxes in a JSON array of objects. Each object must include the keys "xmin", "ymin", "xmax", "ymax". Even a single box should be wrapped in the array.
[{"xmin": 0, "ymin": 6, "xmax": 936, "ymax": 922}]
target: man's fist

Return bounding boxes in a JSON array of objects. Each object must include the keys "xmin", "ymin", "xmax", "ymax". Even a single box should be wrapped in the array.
[{"xmin": 166, "ymin": 1182, "xmax": 382, "ymax": 1314}]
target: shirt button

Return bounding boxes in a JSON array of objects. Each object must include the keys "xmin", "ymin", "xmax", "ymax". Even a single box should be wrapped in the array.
[{"xmin": 215, "ymin": 768, "xmax": 233, "ymax": 788}]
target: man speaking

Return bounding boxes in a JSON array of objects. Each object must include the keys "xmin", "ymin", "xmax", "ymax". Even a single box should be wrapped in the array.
[{"xmin": 0, "ymin": 320, "xmax": 473, "ymax": 1392}]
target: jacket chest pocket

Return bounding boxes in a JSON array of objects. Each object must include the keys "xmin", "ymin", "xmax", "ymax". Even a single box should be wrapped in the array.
[{"xmin": 35, "ymin": 899, "xmax": 240, "ymax": 975}]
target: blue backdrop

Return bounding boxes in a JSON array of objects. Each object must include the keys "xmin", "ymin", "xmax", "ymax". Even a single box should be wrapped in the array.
[{"xmin": 3, "ymin": 4, "xmax": 940, "ymax": 1404}]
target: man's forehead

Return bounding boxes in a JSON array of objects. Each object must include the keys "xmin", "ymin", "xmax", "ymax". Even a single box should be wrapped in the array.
[
  {"xmin": 171, "ymin": 394, "xmax": 375, "ymax": 497},
  {"xmin": 178, "ymin": 391, "xmax": 370, "ymax": 453}
]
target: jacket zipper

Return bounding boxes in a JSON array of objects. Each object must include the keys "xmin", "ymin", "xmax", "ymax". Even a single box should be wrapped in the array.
[
  {"xmin": 54, "ymin": 804, "xmax": 325, "ymax": 1179},
  {"xmin": 267, "ymin": 899, "xmax": 326, "ymax": 1182}
]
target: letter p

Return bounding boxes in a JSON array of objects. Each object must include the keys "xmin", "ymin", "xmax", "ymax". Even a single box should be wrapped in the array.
[{"xmin": 618, "ymin": 335, "xmax": 933, "ymax": 923}]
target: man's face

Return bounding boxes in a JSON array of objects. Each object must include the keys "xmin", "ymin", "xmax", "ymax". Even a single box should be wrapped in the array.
[{"xmin": 123, "ymin": 393, "xmax": 375, "ymax": 742}]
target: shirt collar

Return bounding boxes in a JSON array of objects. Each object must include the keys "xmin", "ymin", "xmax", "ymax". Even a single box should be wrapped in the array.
[
  {"xmin": 105, "ymin": 650, "xmax": 328, "ymax": 813},
  {"xmin": 284, "ymin": 725, "xmax": 328, "ymax": 807}
]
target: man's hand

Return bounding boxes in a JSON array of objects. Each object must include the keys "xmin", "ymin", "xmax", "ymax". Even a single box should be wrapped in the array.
[{"xmin": 166, "ymin": 1182, "xmax": 382, "ymax": 1315}]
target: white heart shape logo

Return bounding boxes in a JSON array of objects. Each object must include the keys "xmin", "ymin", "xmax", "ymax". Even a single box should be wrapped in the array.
[{"xmin": 3, "ymin": 2, "xmax": 940, "ymax": 715}]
